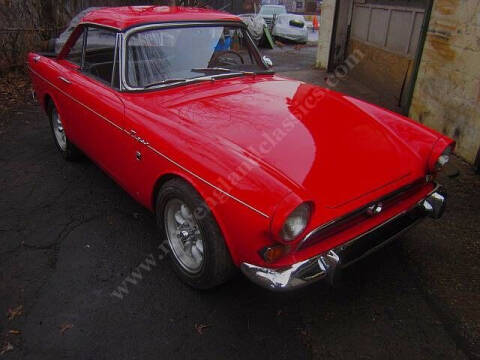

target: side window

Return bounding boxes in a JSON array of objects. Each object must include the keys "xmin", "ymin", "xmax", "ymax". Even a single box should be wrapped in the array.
[
  {"xmin": 83, "ymin": 27, "xmax": 118, "ymax": 86},
  {"xmin": 65, "ymin": 29, "xmax": 85, "ymax": 66}
]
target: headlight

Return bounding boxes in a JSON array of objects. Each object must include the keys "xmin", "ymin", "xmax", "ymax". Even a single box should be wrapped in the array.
[
  {"xmin": 280, "ymin": 203, "xmax": 311, "ymax": 241},
  {"xmin": 435, "ymin": 147, "xmax": 451, "ymax": 172},
  {"xmin": 428, "ymin": 140, "xmax": 455, "ymax": 174}
]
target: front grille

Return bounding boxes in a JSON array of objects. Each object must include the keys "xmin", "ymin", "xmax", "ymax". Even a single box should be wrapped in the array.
[
  {"xmin": 298, "ymin": 179, "xmax": 426, "ymax": 250},
  {"xmin": 338, "ymin": 206, "xmax": 424, "ymax": 267}
]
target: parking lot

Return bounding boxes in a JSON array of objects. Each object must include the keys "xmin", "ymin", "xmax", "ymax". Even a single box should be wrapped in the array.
[{"xmin": 1, "ymin": 42, "xmax": 479, "ymax": 359}]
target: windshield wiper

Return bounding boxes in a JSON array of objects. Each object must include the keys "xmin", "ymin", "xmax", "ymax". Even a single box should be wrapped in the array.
[
  {"xmin": 142, "ymin": 68, "xmax": 274, "ymax": 90},
  {"xmin": 192, "ymin": 67, "xmax": 274, "ymax": 76},
  {"xmin": 192, "ymin": 67, "xmax": 243, "ymax": 73},
  {"xmin": 144, "ymin": 78, "xmax": 187, "ymax": 88}
]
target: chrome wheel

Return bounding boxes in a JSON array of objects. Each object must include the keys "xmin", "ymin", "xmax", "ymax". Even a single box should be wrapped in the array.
[
  {"xmin": 164, "ymin": 199, "xmax": 205, "ymax": 274},
  {"xmin": 52, "ymin": 107, "xmax": 67, "ymax": 151}
]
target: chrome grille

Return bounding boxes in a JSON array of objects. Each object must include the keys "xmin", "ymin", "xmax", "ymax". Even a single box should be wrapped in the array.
[{"xmin": 298, "ymin": 179, "xmax": 427, "ymax": 251}]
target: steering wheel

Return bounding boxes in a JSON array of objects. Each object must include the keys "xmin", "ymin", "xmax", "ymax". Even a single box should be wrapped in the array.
[{"xmin": 209, "ymin": 50, "xmax": 245, "ymax": 67}]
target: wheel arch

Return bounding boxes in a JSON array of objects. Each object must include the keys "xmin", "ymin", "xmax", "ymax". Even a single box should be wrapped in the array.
[
  {"xmin": 151, "ymin": 173, "xmax": 184, "ymax": 212},
  {"xmin": 43, "ymin": 93, "xmax": 53, "ymax": 113},
  {"xmin": 43, "ymin": 92, "xmax": 60, "ymax": 115},
  {"xmin": 151, "ymin": 172, "xmax": 240, "ymax": 264}
]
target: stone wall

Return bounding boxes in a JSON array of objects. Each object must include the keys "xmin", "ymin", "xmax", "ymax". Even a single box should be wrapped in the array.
[
  {"xmin": 409, "ymin": 0, "xmax": 480, "ymax": 164},
  {"xmin": 315, "ymin": 0, "xmax": 335, "ymax": 69}
]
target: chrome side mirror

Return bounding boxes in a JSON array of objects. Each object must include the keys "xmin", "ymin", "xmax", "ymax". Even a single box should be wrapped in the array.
[{"xmin": 262, "ymin": 55, "xmax": 273, "ymax": 68}]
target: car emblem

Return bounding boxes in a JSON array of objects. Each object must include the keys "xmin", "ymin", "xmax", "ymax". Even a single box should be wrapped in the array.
[{"xmin": 366, "ymin": 202, "xmax": 383, "ymax": 217}]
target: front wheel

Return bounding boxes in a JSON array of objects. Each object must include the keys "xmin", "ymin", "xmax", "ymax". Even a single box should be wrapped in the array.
[{"xmin": 156, "ymin": 178, "xmax": 236, "ymax": 289}]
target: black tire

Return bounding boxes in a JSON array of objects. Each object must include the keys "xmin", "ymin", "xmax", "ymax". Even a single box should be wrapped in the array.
[
  {"xmin": 47, "ymin": 101, "xmax": 82, "ymax": 161},
  {"xmin": 156, "ymin": 178, "xmax": 236, "ymax": 289}
]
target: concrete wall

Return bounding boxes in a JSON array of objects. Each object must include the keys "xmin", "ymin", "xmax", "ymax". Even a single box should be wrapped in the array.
[
  {"xmin": 315, "ymin": 0, "xmax": 336, "ymax": 69},
  {"xmin": 410, "ymin": 0, "xmax": 480, "ymax": 164}
]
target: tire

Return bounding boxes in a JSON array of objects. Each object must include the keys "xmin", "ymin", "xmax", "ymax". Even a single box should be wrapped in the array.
[
  {"xmin": 156, "ymin": 178, "xmax": 236, "ymax": 289},
  {"xmin": 47, "ymin": 101, "xmax": 82, "ymax": 161}
]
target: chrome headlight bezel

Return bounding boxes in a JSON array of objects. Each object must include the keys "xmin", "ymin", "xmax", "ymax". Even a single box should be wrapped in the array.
[
  {"xmin": 435, "ymin": 146, "xmax": 452, "ymax": 172},
  {"xmin": 428, "ymin": 140, "xmax": 455, "ymax": 175},
  {"xmin": 279, "ymin": 202, "xmax": 312, "ymax": 242}
]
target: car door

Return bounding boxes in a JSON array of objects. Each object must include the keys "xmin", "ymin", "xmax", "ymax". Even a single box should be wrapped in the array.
[{"xmin": 61, "ymin": 26, "xmax": 129, "ymax": 187}]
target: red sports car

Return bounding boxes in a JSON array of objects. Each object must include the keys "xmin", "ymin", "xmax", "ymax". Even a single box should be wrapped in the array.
[{"xmin": 28, "ymin": 6, "xmax": 454, "ymax": 291}]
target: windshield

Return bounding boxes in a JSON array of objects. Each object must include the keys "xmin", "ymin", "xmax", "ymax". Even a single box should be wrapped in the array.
[
  {"xmin": 126, "ymin": 25, "xmax": 266, "ymax": 89},
  {"xmin": 259, "ymin": 6, "xmax": 287, "ymax": 16}
]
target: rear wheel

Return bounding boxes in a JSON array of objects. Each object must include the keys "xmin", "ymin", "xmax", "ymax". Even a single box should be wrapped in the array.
[
  {"xmin": 156, "ymin": 178, "xmax": 236, "ymax": 289},
  {"xmin": 47, "ymin": 102, "xmax": 81, "ymax": 161}
]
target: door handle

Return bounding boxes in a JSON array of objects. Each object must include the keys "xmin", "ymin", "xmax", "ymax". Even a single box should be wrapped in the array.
[{"xmin": 58, "ymin": 76, "xmax": 71, "ymax": 84}]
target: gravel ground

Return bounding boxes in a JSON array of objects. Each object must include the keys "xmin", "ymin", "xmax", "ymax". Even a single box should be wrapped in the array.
[{"xmin": 0, "ymin": 45, "xmax": 479, "ymax": 359}]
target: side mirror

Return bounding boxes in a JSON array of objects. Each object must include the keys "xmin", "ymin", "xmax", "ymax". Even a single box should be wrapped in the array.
[{"xmin": 262, "ymin": 55, "xmax": 273, "ymax": 68}]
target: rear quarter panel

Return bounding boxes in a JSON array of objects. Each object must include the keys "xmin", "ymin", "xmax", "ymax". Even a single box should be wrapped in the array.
[{"xmin": 28, "ymin": 53, "xmax": 59, "ymax": 113}]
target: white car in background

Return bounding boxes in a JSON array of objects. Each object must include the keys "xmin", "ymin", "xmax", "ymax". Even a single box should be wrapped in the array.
[
  {"xmin": 272, "ymin": 14, "xmax": 308, "ymax": 43},
  {"xmin": 258, "ymin": 5, "xmax": 287, "ymax": 28}
]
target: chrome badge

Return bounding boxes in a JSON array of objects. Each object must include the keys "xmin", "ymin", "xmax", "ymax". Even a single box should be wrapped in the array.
[{"xmin": 366, "ymin": 202, "xmax": 383, "ymax": 217}]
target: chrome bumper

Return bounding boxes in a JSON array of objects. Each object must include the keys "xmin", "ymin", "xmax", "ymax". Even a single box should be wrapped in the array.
[{"xmin": 241, "ymin": 186, "xmax": 446, "ymax": 291}]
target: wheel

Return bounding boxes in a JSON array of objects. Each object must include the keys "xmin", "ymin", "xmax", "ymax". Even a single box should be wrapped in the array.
[
  {"xmin": 47, "ymin": 101, "xmax": 82, "ymax": 161},
  {"xmin": 156, "ymin": 178, "xmax": 236, "ymax": 289}
]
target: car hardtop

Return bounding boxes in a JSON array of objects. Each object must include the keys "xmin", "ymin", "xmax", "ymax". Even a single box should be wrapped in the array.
[{"xmin": 79, "ymin": 6, "xmax": 241, "ymax": 31}]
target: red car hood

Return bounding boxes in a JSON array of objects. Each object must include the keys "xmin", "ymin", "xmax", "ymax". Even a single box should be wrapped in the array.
[{"xmin": 151, "ymin": 76, "xmax": 428, "ymax": 208}]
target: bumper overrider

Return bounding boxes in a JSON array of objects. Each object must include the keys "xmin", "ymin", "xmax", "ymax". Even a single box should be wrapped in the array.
[{"xmin": 241, "ymin": 185, "xmax": 447, "ymax": 291}]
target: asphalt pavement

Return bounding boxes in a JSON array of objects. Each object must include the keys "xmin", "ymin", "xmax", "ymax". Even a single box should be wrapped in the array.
[{"xmin": 0, "ymin": 43, "xmax": 479, "ymax": 359}]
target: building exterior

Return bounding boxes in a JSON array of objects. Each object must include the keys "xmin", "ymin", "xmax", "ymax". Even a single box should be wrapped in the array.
[
  {"xmin": 283, "ymin": 0, "xmax": 305, "ymax": 12},
  {"xmin": 316, "ymin": 0, "xmax": 480, "ymax": 169},
  {"xmin": 410, "ymin": 0, "xmax": 480, "ymax": 167},
  {"xmin": 262, "ymin": 0, "xmax": 321, "ymax": 13}
]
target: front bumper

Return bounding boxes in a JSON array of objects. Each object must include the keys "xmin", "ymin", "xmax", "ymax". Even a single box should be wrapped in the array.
[{"xmin": 241, "ymin": 185, "xmax": 446, "ymax": 291}]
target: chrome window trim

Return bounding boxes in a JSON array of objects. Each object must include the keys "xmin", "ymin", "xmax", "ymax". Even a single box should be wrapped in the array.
[
  {"xmin": 80, "ymin": 21, "xmax": 121, "ymax": 31},
  {"xmin": 81, "ymin": 27, "xmax": 88, "ymax": 69},
  {"xmin": 78, "ymin": 25, "xmax": 121, "ymax": 88},
  {"xmin": 64, "ymin": 28, "xmax": 86, "ymax": 67},
  {"xmin": 120, "ymin": 21, "xmax": 264, "ymax": 92},
  {"xmin": 244, "ymin": 29, "xmax": 266, "ymax": 66},
  {"xmin": 118, "ymin": 33, "xmax": 125, "ymax": 91},
  {"xmin": 111, "ymin": 33, "xmax": 120, "ymax": 88}
]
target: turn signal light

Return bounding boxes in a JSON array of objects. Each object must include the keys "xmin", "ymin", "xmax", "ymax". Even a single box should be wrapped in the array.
[{"xmin": 259, "ymin": 244, "xmax": 288, "ymax": 263}]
